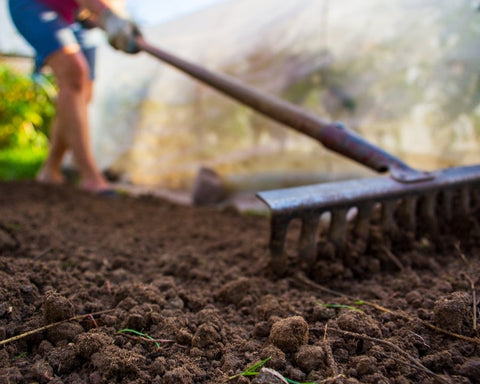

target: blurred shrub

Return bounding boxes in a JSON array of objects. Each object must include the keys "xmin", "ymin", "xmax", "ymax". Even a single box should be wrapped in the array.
[
  {"xmin": 0, "ymin": 64, "xmax": 56, "ymax": 179},
  {"xmin": 0, "ymin": 64, "xmax": 55, "ymax": 148}
]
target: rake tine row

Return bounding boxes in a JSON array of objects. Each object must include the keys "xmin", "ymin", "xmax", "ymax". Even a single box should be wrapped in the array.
[{"xmin": 257, "ymin": 165, "xmax": 480, "ymax": 275}]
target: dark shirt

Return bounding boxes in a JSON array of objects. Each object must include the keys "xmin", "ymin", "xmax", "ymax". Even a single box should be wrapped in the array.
[{"xmin": 36, "ymin": 0, "xmax": 79, "ymax": 23}]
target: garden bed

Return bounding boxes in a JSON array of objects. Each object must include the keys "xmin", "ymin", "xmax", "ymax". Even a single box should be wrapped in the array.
[{"xmin": 0, "ymin": 180, "xmax": 479, "ymax": 383}]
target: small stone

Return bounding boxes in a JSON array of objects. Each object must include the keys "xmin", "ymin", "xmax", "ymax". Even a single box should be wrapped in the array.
[
  {"xmin": 42, "ymin": 292, "xmax": 75, "ymax": 323},
  {"xmin": 75, "ymin": 332, "xmax": 113, "ymax": 359},
  {"xmin": 216, "ymin": 277, "xmax": 254, "ymax": 306},
  {"xmin": 261, "ymin": 345, "xmax": 286, "ymax": 371},
  {"xmin": 254, "ymin": 295, "xmax": 291, "ymax": 321},
  {"xmin": 353, "ymin": 356, "xmax": 377, "ymax": 376},
  {"xmin": 433, "ymin": 292, "xmax": 469, "ymax": 333},
  {"xmin": 168, "ymin": 296, "xmax": 185, "ymax": 310},
  {"xmin": 126, "ymin": 313, "xmax": 146, "ymax": 330},
  {"xmin": 294, "ymin": 345, "xmax": 326, "ymax": 372},
  {"xmin": 337, "ymin": 310, "xmax": 382, "ymax": 338},
  {"xmin": 176, "ymin": 328, "xmax": 193, "ymax": 346},
  {"xmin": 47, "ymin": 322, "xmax": 83, "ymax": 344},
  {"xmin": 192, "ymin": 323, "xmax": 221, "ymax": 348},
  {"xmin": 269, "ymin": 316, "xmax": 309, "ymax": 353},
  {"xmin": 192, "ymin": 167, "xmax": 227, "ymax": 206},
  {"xmin": 31, "ymin": 359, "xmax": 54, "ymax": 382},
  {"xmin": 253, "ymin": 321, "xmax": 270, "ymax": 338}
]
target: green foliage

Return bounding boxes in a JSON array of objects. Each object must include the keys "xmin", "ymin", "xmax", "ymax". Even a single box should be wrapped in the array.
[
  {"xmin": 116, "ymin": 328, "xmax": 162, "ymax": 348},
  {"xmin": 0, "ymin": 146, "xmax": 47, "ymax": 180},
  {"xmin": 0, "ymin": 64, "xmax": 56, "ymax": 179},
  {"xmin": 317, "ymin": 302, "xmax": 364, "ymax": 312},
  {"xmin": 229, "ymin": 356, "xmax": 323, "ymax": 383},
  {"xmin": 229, "ymin": 357, "xmax": 272, "ymax": 380}
]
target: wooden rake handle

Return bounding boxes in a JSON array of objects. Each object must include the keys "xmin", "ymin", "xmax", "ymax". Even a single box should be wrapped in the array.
[{"xmin": 135, "ymin": 37, "xmax": 431, "ymax": 183}]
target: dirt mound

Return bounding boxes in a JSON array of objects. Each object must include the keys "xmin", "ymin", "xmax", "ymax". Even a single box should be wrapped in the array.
[{"xmin": 0, "ymin": 181, "xmax": 479, "ymax": 383}]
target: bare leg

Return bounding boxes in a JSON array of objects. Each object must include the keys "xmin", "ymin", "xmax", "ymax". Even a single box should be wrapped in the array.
[{"xmin": 37, "ymin": 45, "xmax": 110, "ymax": 192}]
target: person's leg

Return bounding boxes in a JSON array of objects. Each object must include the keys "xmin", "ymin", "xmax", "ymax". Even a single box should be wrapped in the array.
[
  {"xmin": 40, "ymin": 24, "xmax": 99, "ymax": 186},
  {"xmin": 40, "ymin": 48, "xmax": 109, "ymax": 192},
  {"xmin": 8, "ymin": 0, "xmax": 110, "ymax": 192}
]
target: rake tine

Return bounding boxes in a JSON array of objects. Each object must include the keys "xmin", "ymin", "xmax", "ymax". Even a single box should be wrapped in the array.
[
  {"xmin": 298, "ymin": 214, "xmax": 320, "ymax": 265},
  {"xmin": 472, "ymin": 188, "xmax": 480, "ymax": 210},
  {"xmin": 381, "ymin": 200, "xmax": 397, "ymax": 235},
  {"xmin": 268, "ymin": 215, "xmax": 290, "ymax": 275},
  {"xmin": 398, "ymin": 196, "xmax": 418, "ymax": 233},
  {"xmin": 460, "ymin": 187, "xmax": 471, "ymax": 215},
  {"xmin": 441, "ymin": 190, "xmax": 453, "ymax": 221},
  {"xmin": 329, "ymin": 208, "xmax": 348, "ymax": 253},
  {"xmin": 353, "ymin": 203, "xmax": 373, "ymax": 253},
  {"xmin": 419, "ymin": 192, "xmax": 438, "ymax": 234}
]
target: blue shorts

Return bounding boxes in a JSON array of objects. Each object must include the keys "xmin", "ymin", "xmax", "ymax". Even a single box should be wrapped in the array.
[{"xmin": 8, "ymin": 0, "xmax": 97, "ymax": 79}]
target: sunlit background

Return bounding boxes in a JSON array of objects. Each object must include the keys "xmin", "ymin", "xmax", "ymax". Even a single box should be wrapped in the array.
[{"xmin": 3, "ymin": 0, "xmax": 480, "ymax": 193}]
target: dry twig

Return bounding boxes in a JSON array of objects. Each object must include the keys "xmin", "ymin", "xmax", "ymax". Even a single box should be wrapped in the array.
[
  {"xmin": 119, "ymin": 333, "xmax": 187, "ymax": 348},
  {"xmin": 327, "ymin": 327, "xmax": 451, "ymax": 384},
  {"xmin": 323, "ymin": 324, "xmax": 339, "ymax": 377},
  {"xmin": 0, "ymin": 309, "xmax": 114, "ymax": 347},
  {"xmin": 381, "ymin": 246, "xmax": 404, "ymax": 271},
  {"xmin": 33, "ymin": 247, "xmax": 52, "ymax": 261},
  {"xmin": 292, "ymin": 272, "xmax": 480, "ymax": 346}
]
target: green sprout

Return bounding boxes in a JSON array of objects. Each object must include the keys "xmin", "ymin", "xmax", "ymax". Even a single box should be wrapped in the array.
[
  {"xmin": 116, "ymin": 328, "xmax": 161, "ymax": 348},
  {"xmin": 285, "ymin": 379, "xmax": 319, "ymax": 384},
  {"xmin": 228, "ymin": 357, "xmax": 271, "ymax": 380},
  {"xmin": 229, "ymin": 357, "xmax": 321, "ymax": 383},
  {"xmin": 317, "ymin": 301, "xmax": 364, "ymax": 312},
  {"xmin": 14, "ymin": 352, "xmax": 27, "ymax": 360}
]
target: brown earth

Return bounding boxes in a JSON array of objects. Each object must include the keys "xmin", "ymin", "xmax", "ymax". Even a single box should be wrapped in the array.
[{"xmin": 0, "ymin": 180, "xmax": 479, "ymax": 384}]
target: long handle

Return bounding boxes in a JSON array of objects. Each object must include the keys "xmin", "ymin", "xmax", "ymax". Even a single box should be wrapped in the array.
[{"xmin": 136, "ymin": 37, "xmax": 431, "ymax": 183}]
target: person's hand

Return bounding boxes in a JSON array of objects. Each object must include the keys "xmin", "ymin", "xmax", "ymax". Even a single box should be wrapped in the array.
[{"xmin": 99, "ymin": 9, "xmax": 141, "ymax": 54}]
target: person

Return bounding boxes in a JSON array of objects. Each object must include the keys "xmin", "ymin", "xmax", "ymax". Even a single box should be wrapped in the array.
[{"xmin": 7, "ymin": 0, "xmax": 141, "ymax": 193}]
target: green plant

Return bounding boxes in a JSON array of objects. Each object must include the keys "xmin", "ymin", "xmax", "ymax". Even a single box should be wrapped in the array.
[
  {"xmin": 229, "ymin": 357, "xmax": 321, "ymax": 384},
  {"xmin": 0, "ymin": 65, "xmax": 55, "ymax": 147},
  {"xmin": 116, "ymin": 328, "xmax": 162, "ymax": 348},
  {"xmin": 317, "ymin": 301, "xmax": 365, "ymax": 312},
  {"xmin": 228, "ymin": 357, "xmax": 271, "ymax": 380},
  {"xmin": 14, "ymin": 352, "xmax": 27, "ymax": 360},
  {"xmin": 0, "ymin": 64, "xmax": 56, "ymax": 179},
  {"xmin": 0, "ymin": 146, "xmax": 47, "ymax": 180}
]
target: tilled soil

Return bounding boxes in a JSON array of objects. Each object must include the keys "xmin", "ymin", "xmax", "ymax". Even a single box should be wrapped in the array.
[{"xmin": 0, "ymin": 180, "xmax": 479, "ymax": 384}]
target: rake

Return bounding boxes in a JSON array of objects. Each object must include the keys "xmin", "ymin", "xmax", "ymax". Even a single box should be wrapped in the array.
[{"xmin": 134, "ymin": 36, "xmax": 480, "ymax": 274}]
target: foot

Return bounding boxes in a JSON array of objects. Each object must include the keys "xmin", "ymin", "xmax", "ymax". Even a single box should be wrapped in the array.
[
  {"xmin": 80, "ymin": 176, "xmax": 113, "ymax": 194},
  {"xmin": 36, "ymin": 167, "xmax": 64, "ymax": 185}
]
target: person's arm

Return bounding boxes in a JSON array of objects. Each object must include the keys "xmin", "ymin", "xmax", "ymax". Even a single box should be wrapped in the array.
[{"xmin": 76, "ymin": 0, "xmax": 141, "ymax": 54}]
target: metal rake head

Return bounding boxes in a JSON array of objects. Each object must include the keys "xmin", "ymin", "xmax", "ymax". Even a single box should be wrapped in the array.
[{"xmin": 257, "ymin": 164, "xmax": 480, "ymax": 275}]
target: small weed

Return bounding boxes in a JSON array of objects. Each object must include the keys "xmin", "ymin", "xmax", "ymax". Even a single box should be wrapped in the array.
[
  {"xmin": 13, "ymin": 352, "xmax": 27, "ymax": 360},
  {"xmin": 228, "ymin": 357, "xmax": 271, "ymax": 380},
  {"xmin": 317, "ymin": 301, "xmax": 364, "ymax": 312},
  {"xmin": 116, "ymin": 328, "xmax": 161, "ymax": 348},
  {"xmin": 285, "ymin": 379, "xmax": 318, "ymax": 384},
  {"xmin": 61, "ymin": 261, "xmax": 75, "ymax": 270},
  {"xmin": 229, "ymin": 357, "xmax": 320, "ymax": 383}
]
